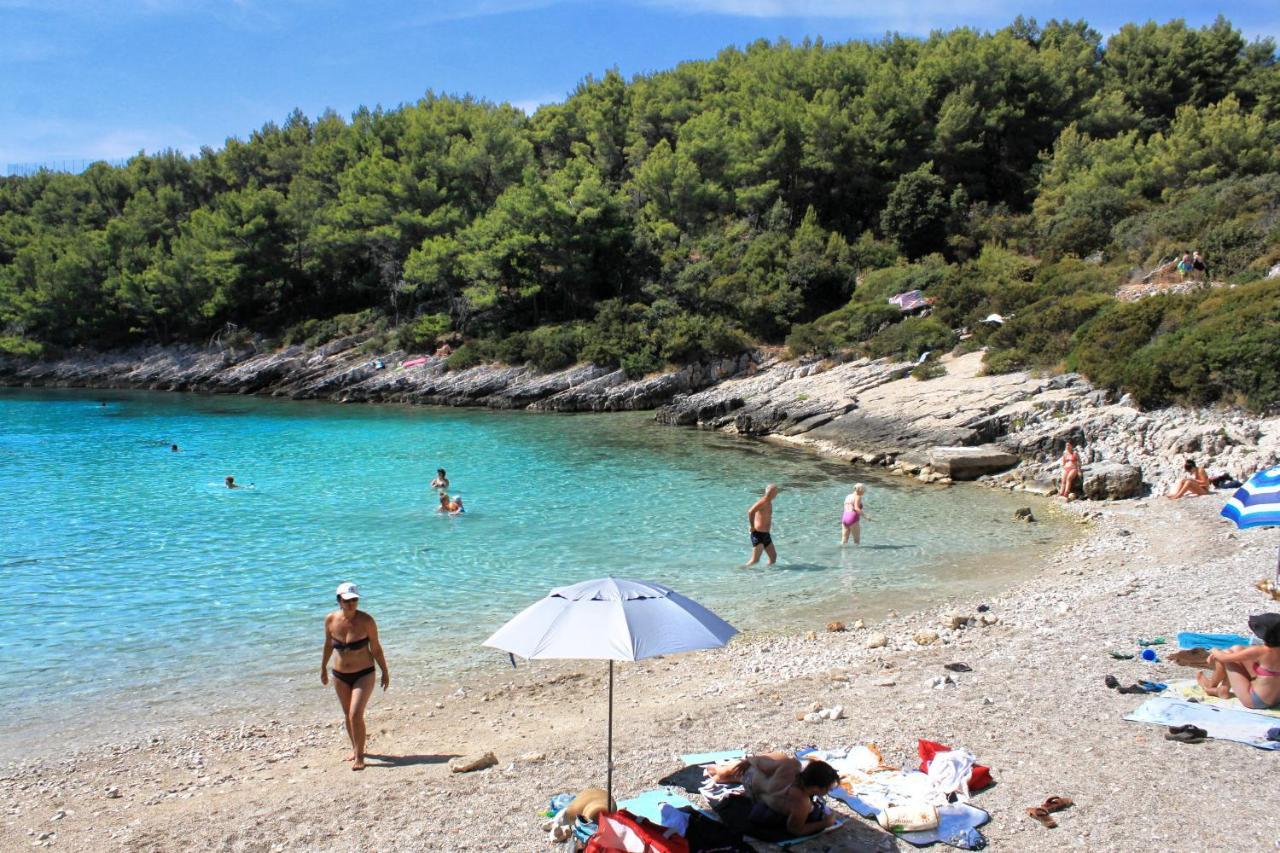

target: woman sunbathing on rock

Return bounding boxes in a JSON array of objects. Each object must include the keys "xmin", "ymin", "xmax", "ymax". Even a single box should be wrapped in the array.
[{"xmin": 1195, "ymin": 613, "xmax": 1280, "ymax": 710}]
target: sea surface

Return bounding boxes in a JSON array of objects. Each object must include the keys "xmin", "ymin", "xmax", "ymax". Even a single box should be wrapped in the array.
[{"xmin": 0, "ymin": 388, "xmax": 1069, "ymax": 755}]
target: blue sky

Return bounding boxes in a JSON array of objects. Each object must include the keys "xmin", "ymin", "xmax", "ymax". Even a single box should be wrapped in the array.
[{"xmin": 1, "ymin": 1, "xmax": 1277, "ymax": 173}]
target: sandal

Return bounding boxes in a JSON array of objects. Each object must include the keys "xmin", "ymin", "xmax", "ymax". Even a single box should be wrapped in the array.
[
  {"xmin": 1041, "ymin": 796, "xmax": 1073, "ymax": 813},
  {"xmin": 1026, "ymin": 807, "xmax": 1057, "ymax": 829},
  {"xmin": 1104, "ymin": 675, "xmax": 1119, "ymax": 689},
  {"xmin": 1164, "ymin": 725, "xmax": 1208, "ymax": 743},
  {"xmin": 945, "ymin": 663, "xmax": 973, "ymax": 672}
]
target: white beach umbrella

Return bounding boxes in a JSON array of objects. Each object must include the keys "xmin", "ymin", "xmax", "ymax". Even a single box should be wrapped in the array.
[{"xmin": 483, "ymin": 577, "xmax": 738, "ymax": 804}]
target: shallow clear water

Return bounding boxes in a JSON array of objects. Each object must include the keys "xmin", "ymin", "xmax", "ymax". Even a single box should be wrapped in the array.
[{"xmin": 0, "ymin": 388, "xmax": 1066, "ymax": 750}]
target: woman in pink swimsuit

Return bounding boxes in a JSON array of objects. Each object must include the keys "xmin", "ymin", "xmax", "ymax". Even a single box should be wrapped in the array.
[
  {"xmin": 840, "ymin": 484, "xmax": 868, "ymax": 546},
  {"xmin": 1195, "ymin": 613, "xmax": 1280, "ymax": 710}
]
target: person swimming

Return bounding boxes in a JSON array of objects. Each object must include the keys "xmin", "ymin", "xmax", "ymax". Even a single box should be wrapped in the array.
[{"xmin": 225, "ymin": 476, "xmax": 239, "ymax": 489}]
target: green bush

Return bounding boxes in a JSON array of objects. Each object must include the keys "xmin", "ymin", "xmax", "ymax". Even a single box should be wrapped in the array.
[
  {"xmin": 525, "ymin": 325, "xmax": 582, "ymax": 372},
  {"xmin": 0, "ymin": 335, "xmax": 43, "ymax": 357},
  {"xmin": 987, "ymin": 292, "xmax": 1113, "ymax": 369},
  {"xmin": 784, "ymin": 322, "xmax": 839, "ymax": 358},
  {"xmin": 911, "ymin": 360, "xmax": 947, "ymax": 381},
  {"xmin": 282, "ymin": 309, "xmax": 384, "ymax": 348},
  {"xmin": 394, "ymin": 312, "xmax": 452, "ymax": 352},
  {"xmin": 866, "ymin": 316, "xmax": 956, "ymax": 360}
]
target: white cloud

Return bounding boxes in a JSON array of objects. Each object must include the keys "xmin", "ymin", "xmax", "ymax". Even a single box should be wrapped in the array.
[
  {"xmin": 508, "ymin": 93, "xmax": 564, "ymax": 115},
  {"xmin": 0, "ymin": 116, "xmax": 203, "ymax": 172}
]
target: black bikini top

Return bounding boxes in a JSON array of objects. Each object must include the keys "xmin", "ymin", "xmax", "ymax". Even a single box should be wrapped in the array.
[{"xmin": 331, "ymin": 635, "xmax": 370, "ymax": 652}]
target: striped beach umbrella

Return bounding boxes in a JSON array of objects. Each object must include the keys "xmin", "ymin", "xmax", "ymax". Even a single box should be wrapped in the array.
[{"xmin": 1221, "ymin": 466, "xmax": 1280, "ymax": 589}]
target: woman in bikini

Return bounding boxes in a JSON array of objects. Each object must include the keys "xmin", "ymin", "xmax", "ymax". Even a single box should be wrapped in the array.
[
  {"xmin": 1195, "ymin": 613, "xmax": 1280, "ymax": 710},
  {"xmin": 840, "ymin": 484, "xmax": 868, "ymax": 546},
  {"xmin": 1167, "ymin": 458, "xmax": 1211, "ymax": 499},
  {"xmin": 1058, "ymin": 442, "xmax": 1081, "ymax": 499},
  {"xmin": 321, "ymin": 582, "xmax": 390, "ymax": 769}
]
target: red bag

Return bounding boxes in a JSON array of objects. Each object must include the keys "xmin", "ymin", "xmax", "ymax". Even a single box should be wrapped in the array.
[
  {"xmin": 584, "ymin": 809, "xmax": 690, "ymax": 853},
  {"xmin": 917, "ymin": 740, "xmax": 993, "ymax": 791}
]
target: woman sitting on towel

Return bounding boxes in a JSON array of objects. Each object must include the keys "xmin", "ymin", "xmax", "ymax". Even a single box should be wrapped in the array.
[
  {"xmin": 709, "ymin": 753, "xmax": 839, "ymax": 836},
  {"xmin": 1196, "ymin": 613, "xmax": 1280, "ymax": 710}
]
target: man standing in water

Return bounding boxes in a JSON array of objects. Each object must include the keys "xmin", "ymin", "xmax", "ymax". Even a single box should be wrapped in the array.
[{"xmin": 744, "ymin": 484, "xmax": 779, "ymax": 566}]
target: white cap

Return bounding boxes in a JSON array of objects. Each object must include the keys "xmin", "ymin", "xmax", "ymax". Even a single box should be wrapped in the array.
[{"xmin": 336, "ymin": 582, "xmax": 360, "ymax": 600}]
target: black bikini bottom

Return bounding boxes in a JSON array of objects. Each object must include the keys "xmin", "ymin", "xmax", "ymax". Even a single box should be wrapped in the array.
[{"xmin": 332, "ymin": 666, "xmax": 375, "ymax": 686}]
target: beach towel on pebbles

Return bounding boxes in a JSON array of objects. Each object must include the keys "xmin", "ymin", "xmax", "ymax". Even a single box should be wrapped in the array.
[
  {"xmin": 1167, "ymin": 680, "xmax": 1280, "ymax": 718},
  {"xmin": 1125, "ymin": 696, "xmax": 1280, "ymax": 750},
  {"xmin": 797, "ymin": 746, "xmax": 990, "ymax": 849}
]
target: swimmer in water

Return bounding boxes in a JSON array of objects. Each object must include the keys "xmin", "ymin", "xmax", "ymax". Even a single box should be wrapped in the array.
[
  {"xmin": 171, "ymin": 444, "xmax": 180, "ymax": 452},
  {"xmin": 840, "ymin": 484, "xmax": 869, "ymax": 545},
  {"xmin": 436, "ymin": 491, "xmax": 451, "ymax": 512},
  {"xmin": 448, "ymin": 496, "xmax": 465, "ymax": 515},
  {"xmin": 225, "ymin": 476, "xmax": 239, "ymax": 489},
  {"xmin": 430, "ymin": 468, "xmax": 449, "ymax": 490}
]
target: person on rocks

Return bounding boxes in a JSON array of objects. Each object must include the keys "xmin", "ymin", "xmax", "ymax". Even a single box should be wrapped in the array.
[
  {"xmin": 1058, "ymin": 442, "xmax": 1082, "ymax": 499},
  {"xmin": 321, "ymin": 582, "xmax": 390, "ymax": 770},
  {"xmin": 708, "ymin": 753, "xmax": 839, "ymax": 836},
  {"xmin": 744, "ymin": 484, "xmax": 779, "ymax": 567},
  {"xmin": 1192, "ymin": 250, "xmax": 1208, "ymax": 282},
  {"xmin": 1195, "ymin": 613, "xmax": 1280, "ymax": 710},
  {"xmin": 1167, "ymin": 458, "xmax": 1211, "ymax": 499},
  {"xmin": 841, "ymin": 484, "xmax": 869, "ymax": 545}
]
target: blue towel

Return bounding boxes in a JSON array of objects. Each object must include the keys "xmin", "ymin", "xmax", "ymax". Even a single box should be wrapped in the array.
[
  {"xmin": 1177, "ymin": 632, "xmax": 1256, "ymax": 650},
  {"xmin": 618, "ymin": 789, "xmax": 696, "ymax": 824},
  {"xmin": 1124, "ymin": 696, "xmax": 1280, "ymax": 750}
]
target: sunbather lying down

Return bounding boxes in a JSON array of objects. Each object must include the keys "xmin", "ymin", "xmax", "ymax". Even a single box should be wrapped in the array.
[{"xmin": 708, "ymin": 752, "xmax": 839, "ymax": 836}]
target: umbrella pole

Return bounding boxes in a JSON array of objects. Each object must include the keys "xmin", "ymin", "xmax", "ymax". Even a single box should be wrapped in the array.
[{"xmin": 606, "ymin": 660, "xmax": 614, "ymax": 809}]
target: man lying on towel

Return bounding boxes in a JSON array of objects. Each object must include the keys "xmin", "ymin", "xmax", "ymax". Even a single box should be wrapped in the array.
[{"xmin": 709, "ymin": 753, "xmax": 839, "ymax": 836}]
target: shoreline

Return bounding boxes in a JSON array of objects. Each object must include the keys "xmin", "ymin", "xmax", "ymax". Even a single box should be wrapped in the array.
[{"xmin": 5, "ymin": 495, "xmax": 1277, "ymax": 851}]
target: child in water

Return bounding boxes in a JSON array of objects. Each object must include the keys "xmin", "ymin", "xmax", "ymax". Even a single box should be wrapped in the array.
[{"xmin": 841, "ymin": 484, "xmax": 868, "ymax": 545}]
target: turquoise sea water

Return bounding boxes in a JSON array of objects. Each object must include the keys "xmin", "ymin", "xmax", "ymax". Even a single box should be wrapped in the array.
[{"xmin": 0, "ymin": 388, "xmax": 1066, "ymax": 752}]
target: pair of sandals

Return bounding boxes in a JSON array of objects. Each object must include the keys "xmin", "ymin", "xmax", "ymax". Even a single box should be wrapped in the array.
[
  {"xmin": 1165, "ymin": 724, "xmax": 1208, "ymax": 744},
  {"xmin": 1103, "ymin": 675, "xmax": 1165, "ymax": 694},
  {"xmin": 1025, "ymin": 796, "xmax": 1073, "ymax": 828}
]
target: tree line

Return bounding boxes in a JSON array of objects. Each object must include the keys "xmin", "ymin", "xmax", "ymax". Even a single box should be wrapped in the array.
[{"xmin": 2, "ymin": 16, "xmax": 1278, "ymax": 407}]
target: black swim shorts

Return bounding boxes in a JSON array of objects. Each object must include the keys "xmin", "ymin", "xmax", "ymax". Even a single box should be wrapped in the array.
[{"xmin": 750, "ymin": 530, "xmax": 772, "ymax": 548}]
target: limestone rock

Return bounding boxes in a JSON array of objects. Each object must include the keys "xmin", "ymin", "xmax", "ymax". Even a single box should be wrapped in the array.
[
  {"xmin": 826, "ymin": 621, "xmax": 846, "ymax": 633},
  {"xmin": 1082, "ymin": 462, "xmax": 1143, "ymax": 500},
  {"xmin": 865, "ymin": 632, "xmax": 888, "ymax": 649},
  {"xmin": 449, "ymin": 751, "xmax": 498, "ymax": 773},
  {"xmin": 1013, "ymin": 506, "xmax": 1036, "ymax": 522},
  {"xmin": 927, "ymin": 445, "xmax": 1020, "ymax": 480},
  {"xmin": 913, "ymin": 630, "xmax": 940, "ymax": 646}
]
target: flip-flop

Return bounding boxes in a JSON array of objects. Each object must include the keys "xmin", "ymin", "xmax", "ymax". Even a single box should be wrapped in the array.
[
  {"xmin": 1104, "ymin": 675, "xmax": 1119, "ymax": 689},
  {"xmin": 945, "ymin": 663, "xmax": 974, "ymax": 672},
  {"xmin": 1108, "ymin": 651, "xmax": 1136, "ymax": 660},
  {"xmin": 1041, "ymin": 796, "xmax": 1074, "ymax": 813},
  {"xmin": 1116, "ymin": 684, "xmax": 1151, "ymax": 694},
  {"xmin": 1139, "ymin": 680, "xmax": 1167, "ymax": 693},
  {"xmin": 1026, "ymin": 807, "xmax": 1057, "ymax": 828},
  {"xmin": 1164, "ymin": 725, "xmax": 1207, "ymax": 743}
]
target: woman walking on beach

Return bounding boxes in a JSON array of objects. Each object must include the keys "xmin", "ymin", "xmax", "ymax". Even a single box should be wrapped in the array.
[
  {"xmin": 841, "ymin": 484, "xmax": 868, "ymax": 545},
  {"xmin": 321, "ymin": 582, "xmax": 390, "ymax": 770}
]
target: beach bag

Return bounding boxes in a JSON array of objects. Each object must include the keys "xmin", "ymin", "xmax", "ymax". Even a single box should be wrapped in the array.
[
  {"xmin": 585, "ymin": 809, "xmax": 690, "ymax": 853},
  {"xmin": 918, "ymin": 740, "xmax": 993, "ymax": 792}
]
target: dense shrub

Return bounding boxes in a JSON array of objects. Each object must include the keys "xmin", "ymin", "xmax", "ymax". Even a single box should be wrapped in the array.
[
  {"xmin": 867, "ymin": 316, "xmax": 956, "ymax": 360},
  {"xmin": 985, "ymin": 292, "xmax": 1113, "ymax": 371},
  {"xmin": 393, "ymin": 312, "xmax": 452, "ymax": 352},
  {"xmin": 525, "ymin": 324, "xmax": 582, "ymax": 371},
  {"xmin": 283, "ymin": 309, "xmax": 384, "ymax": 347}
]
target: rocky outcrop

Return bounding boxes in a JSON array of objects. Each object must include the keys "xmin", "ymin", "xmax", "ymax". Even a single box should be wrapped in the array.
[
  {"xmin": 1081, "ymin": 462, "xmax": 1144, "ymax": 500},
  {"xmin": 928, "ymin": 445, "xmax": 1020, "ymax": 480},
  {"xmin": 0, "ymin": 339, "xmax": 756, "ymax": 414}
]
